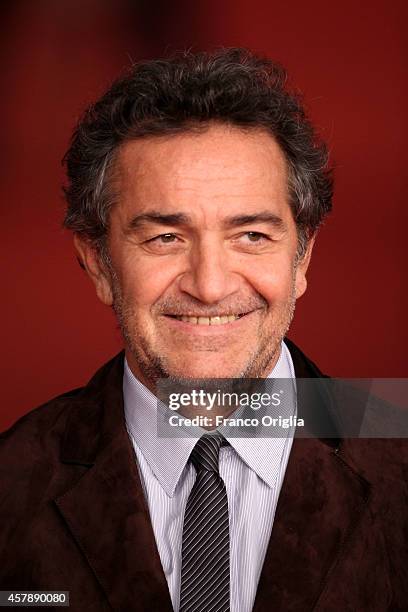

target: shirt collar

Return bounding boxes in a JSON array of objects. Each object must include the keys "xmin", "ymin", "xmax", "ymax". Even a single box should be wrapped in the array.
[{"xmin": 123, "ymin": 341, "xmax": 296, "ymax": 496}]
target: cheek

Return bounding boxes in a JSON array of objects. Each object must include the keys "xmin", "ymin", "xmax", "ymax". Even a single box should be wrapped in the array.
[
  {"xmin": 118, "ymin": 255, "xmax": 182, "ymax": 307},
  {"xmin": 241, "ymin": 257, "xmax": 295, "ymax": 303}
]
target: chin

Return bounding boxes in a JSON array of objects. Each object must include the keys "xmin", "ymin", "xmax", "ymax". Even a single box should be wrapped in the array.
[{"xmin": 165, "ymin": 357, "xmax": 246, "ymax": 380}]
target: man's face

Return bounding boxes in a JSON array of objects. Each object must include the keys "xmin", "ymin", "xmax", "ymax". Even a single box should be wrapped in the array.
[{"xmin": 77, "ymin": 124, "xmax": 313, "ymax": 387}]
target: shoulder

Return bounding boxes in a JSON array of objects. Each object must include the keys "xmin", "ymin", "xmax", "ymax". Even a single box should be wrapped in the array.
[
  {"xmin": 0, "ymin": 352, "xmax": 125, "ymax": 487},
  {"xmin": 340, "ymin": 437, "xmax": 407, "ymax": 489},
  {"xmin": 286, "ymin": 337, "xmax": 408, "ymax": 485},
  {"xmin": 0, "ymin": 388, "xmax": 83, "ymax": 468},
  {"xmin": 0, "ymin": 387, "xmax": 88, "ymax": 558}
]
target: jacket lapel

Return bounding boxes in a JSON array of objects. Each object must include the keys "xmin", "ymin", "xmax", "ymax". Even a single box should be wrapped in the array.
[
  {"xmin": 253, "ymin": 437, "xmax": 370, "ymax": 611},
  {"xmin": 54, "ymin": 354, "xmax": 173, "ymax": 611},
  {"xmin": 253, "ymin": 340, "xmax": 371, "ymax": 611}
]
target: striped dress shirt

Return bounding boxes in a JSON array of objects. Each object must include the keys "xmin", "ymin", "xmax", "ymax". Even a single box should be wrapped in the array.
[{"xmin": 123, "ymin": 341, "xmax": 296, "ymax": 612}]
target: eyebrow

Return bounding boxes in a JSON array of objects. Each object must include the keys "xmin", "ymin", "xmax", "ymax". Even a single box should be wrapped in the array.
[
  {"xmin": 127, "ymin": 212, "xmax": 190, "ymax": 231},
  {"xmin": 126, "ymin": 210, "xmax": 286, "ymax": 232},
  {"xmin": 223, "ymin": 212, "xmax": 286, "ymax": 231}
]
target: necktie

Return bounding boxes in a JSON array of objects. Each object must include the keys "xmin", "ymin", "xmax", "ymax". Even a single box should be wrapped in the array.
[{"xmin": 179, "ymin": 432, "xmax": 230, "ymax": 612}]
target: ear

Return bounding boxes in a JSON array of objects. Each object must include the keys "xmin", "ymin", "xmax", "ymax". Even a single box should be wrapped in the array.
[
  {"xmin": 73, "ymin": 234, "xmax": 113, "ymax": 306},
  {"xmin": 294, "ymin": 235, "xmax": 316, "ymax": 299}
]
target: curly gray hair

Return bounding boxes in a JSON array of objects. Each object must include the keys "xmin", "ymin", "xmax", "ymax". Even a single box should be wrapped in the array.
[{"xmin": 63, "ymin": 48, "xmax": 333, "ymax": 259}]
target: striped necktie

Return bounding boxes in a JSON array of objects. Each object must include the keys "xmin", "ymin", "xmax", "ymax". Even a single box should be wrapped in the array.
[{"xmin": 179, "ymin": 432, "xmax": 230, "ymax": 612}]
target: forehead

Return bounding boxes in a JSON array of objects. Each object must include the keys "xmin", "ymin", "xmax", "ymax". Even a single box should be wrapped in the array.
[{"xmin": 114, "ymin": 123, "xmax": 290, "ymax": 223}]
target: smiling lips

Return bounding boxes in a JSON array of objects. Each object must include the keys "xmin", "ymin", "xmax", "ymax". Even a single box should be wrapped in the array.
[{"xmin": 167, "ymin": 313, "xmax": 248, "ymax": 325}]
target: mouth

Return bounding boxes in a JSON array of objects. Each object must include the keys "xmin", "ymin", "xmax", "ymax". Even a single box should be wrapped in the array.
[{"xmin": 164, "ymin": 312, "xmax": 251, "ymax": 326}]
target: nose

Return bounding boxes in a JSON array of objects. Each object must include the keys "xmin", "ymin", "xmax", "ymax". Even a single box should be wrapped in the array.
[{"xmin": 178, "ymin": 235, "xmax": 240, "ymax": 304}]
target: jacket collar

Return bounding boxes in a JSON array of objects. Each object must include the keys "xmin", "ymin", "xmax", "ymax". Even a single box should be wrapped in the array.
[{"xmin": 59, "ymin": 340, "xmax": 336, "ymax": 466}]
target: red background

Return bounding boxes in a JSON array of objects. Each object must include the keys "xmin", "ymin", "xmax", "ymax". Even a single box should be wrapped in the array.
[{"xmin": 1, "ymin": 0, "xmax": 407, "ymax": 430}]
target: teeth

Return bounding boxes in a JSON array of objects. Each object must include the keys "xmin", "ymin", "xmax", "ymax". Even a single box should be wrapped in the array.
[{"xmin": 175, "ymin": 315, "xmax": 241, "ymax": 325}]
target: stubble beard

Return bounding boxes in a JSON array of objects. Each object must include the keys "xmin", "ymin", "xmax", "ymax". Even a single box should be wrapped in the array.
[{"xmin": 109, "ymin": 269, "xmax": 297, "ymax": 387}]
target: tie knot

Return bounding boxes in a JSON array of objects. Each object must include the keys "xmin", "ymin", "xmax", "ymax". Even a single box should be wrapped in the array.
[{"xmin": 190, "ymin": 432, "xmax": 225, "ymax": 473}]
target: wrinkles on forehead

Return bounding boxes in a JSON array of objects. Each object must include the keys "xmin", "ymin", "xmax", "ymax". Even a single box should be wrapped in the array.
[{"xmin": 108, "ymin": 124, "xmax": 292, "ymax": 237}]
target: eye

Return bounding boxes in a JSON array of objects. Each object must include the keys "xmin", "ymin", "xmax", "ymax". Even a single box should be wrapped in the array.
[
  {"xmin": 141, "ymin": 232, "xmax": 184, "ymax": 254},
  {"xmin": 232, "ymin": 231, "xmax": 272, "ymax": 251},
  {"xmin": 148, "ymin": 233, "xmax": 178, "ymax": 243},
  {"xmin": 244, "ymin": 231, "xmax": 268, "ymax": 242},
  {"xmin": 247, "ymin": 232, "xmax": 266, "ymax": 242}
]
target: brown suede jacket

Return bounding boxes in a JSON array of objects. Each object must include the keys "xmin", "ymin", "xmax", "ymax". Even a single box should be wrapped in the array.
[{"xmin": 0, "ymin": 339, "xmax": 407, "ymax": 611}]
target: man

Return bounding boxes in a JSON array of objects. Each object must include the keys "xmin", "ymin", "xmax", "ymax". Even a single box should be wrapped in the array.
[{"xmin": 0, "ymin": 49, "xmax": 406, "ymax": 611}]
